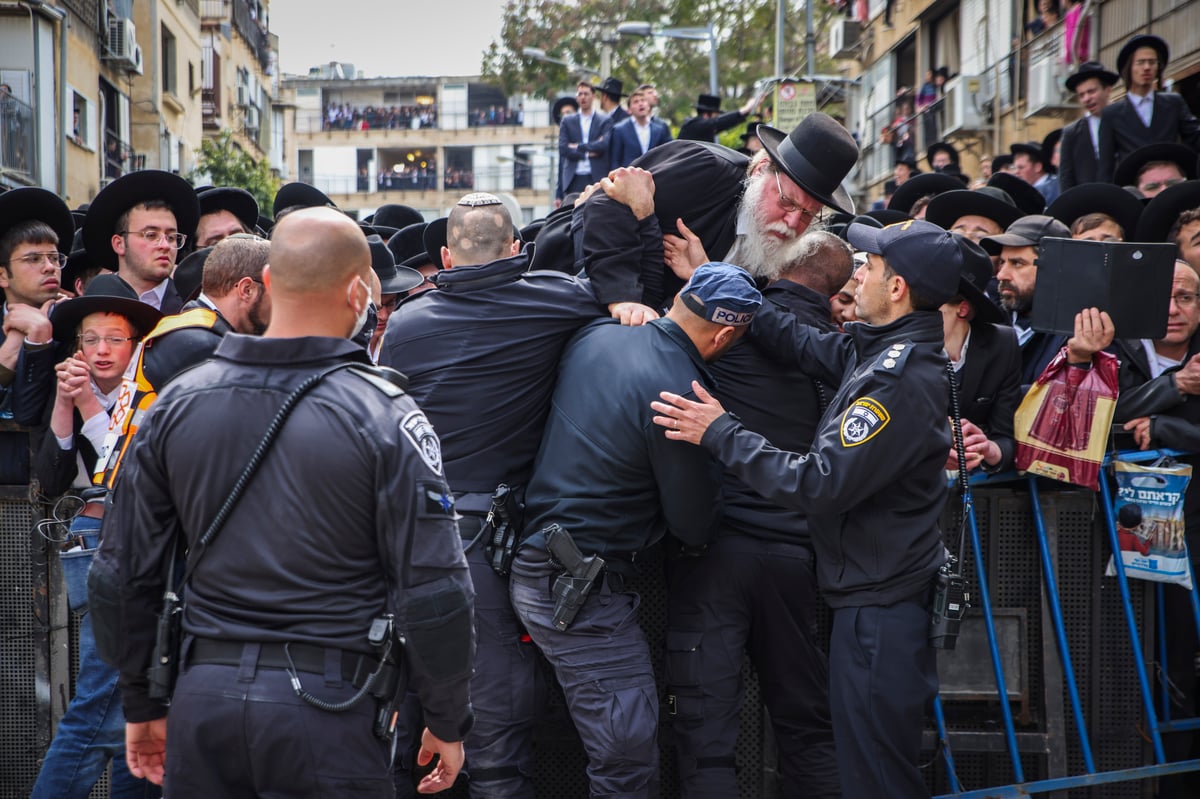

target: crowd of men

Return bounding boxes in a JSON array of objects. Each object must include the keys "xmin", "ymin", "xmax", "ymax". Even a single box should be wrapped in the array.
[
  {"xmin": 4, "ymin": 27, "xmax": 1200, "ymax": 799},
  {"xmin": 324, "ymin": 103, "xmax": 439, "ymax": 131}
]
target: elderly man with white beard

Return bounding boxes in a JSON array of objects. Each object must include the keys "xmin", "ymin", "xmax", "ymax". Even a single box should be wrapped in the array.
[{"xmin": 575, "ymin": 114, "xmax": 860, "ymax": 323}]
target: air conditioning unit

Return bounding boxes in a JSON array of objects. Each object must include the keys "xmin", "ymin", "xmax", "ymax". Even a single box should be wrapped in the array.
[
  {"xmin": 943, "ymin": 74, "xmax": 987, "ymax": 135},
  {"xmin": 106, "ymin": 17, "xmax": 140, "ymax": 72},
  {"xmin": 236, "ymin": 84, "xmax": 248, "ymax": 107},
  {"xmin": 130, "ymin": 45, "xmax": 144, "ymax": 76},
  {"xmin": 829, "ymin": 20, "xmax": 861, "ymax": 59},
  {"xmin": 245, "ymin": 105, "xmax": 260, "ymax": 133},
  {"xmin": 1025, "ymin": 51, "xmax": 1072, "ymax": 117}
]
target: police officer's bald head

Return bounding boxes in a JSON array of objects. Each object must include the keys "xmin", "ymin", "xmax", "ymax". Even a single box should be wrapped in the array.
[
  {"xmin": 444, "ymin": 193, "xmax": 516, "ymax": 268},
  {"xmin": 268, "ymin": 206, "xmax": 369, "ymax": 294}
]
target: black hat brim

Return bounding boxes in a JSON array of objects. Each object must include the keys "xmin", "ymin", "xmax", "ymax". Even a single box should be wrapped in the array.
[
  {"xmin": 756, "ymin": 124, "xmax": 855, "ymax": 216},
  {"xmin": 172, "ymin": 246, "xmax": 213, "ymax": 305},
  {"xmin": 272, "ymin": 182, "xmax": 335, "ymax": 219},
  {"xmin": 422, "ymin": 217, "xmax": 448, "ymax": 269},
  {"xmin": 196, "ymin": 186, "xmax": 260, "ymax": 231},
  {"xmin": 1046, "ymin": 182, "xmax": 1144, "ymax": 241},
  {"xmin": 1065, "ymin": 66, "xmax": 1119, "ymax": 92},
  {"xmin": 888, "ymin": 172, "xmax": 965, "ymax": 214},
  {"xmin": 988, "ymin": 173, "xmax": 1046, "ymax": 216},
  {"xmin": 0, "ymin": 188, "xmax": 75, "ymax": 255},
  {"xmin": 1136, "ymin": 180, "xmax": 1200, "ymax": 243},
  {"xmin": 51, "ymin": 294, "xmax": 163, "ymax": 343},
  {"xmin": 380, "ymin": 266, "xmax": 426, "ymax": 294},
  {"xmin": 83, "ymin": 171, "xmax": 200, "ymax": 270},
  {"xmin": 866, "ymin": 209, "xmax": 911, "ymax": 226},
  {"xmin": 1113, "ymin": 142, "xmax": 1199, "ymax": 189},
  {"xmin": 958, "ymin": 277, "xmax": 1007, "ymax": 326},
  {"xmin": 925, "ymin": 189, "xmax": 1023, "ymax": 232}
]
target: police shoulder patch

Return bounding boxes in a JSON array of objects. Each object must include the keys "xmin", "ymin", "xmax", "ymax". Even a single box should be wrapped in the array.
[
  {"xmin": 417, "ymin": 480, "xmax": 457, "ymax": 518},
  {"xmin": 839, "ymin": 397, "xmax": 891, "ymax": 447},
  {"xmin": 400, "ymin": 410, "xmax": 443, "ymax": 475}
]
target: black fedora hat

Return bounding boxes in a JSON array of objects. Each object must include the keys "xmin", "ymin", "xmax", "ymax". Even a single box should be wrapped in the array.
[
  {"xmin": 888, "ymin": 172, "xmax": 966, "ymax": 215},
  {"xmin": 50, "ymin": 273, "xmax": 163, "ymax": 343},
  {"xmin": 422, "ymin": 217, "xmax": 449, "ymax": 269},
  {"xmin": 925, "ymin": 186, "xmax": 1023, "ymax": 232},
  {"xmin": 0, "ymin": 187, "xmax": 74, "ymax": 255},
  {"xmin": 1113, "ymin": 142, "xmax": 1198, "ymax": 189},
  {"xmin": 1065, "ymin": 60, "xmax": 1119, "ymax": 92},
  {"xmin": 755, "ymin": 115, "xmax": 859, "ymax": 216},
  {"xmin": 83, "ymin": 170, "xmax": 200, "ymax": 270},
  {"xmin": 596, "ymin": 77, "xmax": 625, "ymax": 100},
  {"xmin": 990, "ymin": 154, "xmax": 1014, "ymax": 175},
  {"xmin": 939, "ymin": 163, "xmax": 971, "ymax": 185},
  {"xmin": 926, "ymin": 141, "xmax": 960, "ymax": 169},
  {"xmin": 272, "ymin": 181, "xmax": 335, "ymax": 219},
  {"xmin": 256, "ymin": 214, "xmax": 275, "ymax": 236},
  {"xmin": 1117, "ymin": 34, "xmax": 1168, "ymax": 75},
  {"xmin": 196, "ymin": 186, "xmax": 259, "ymax": 231},
  {"xmin": 552, "ymin": 96, "xmax": 579, "ymax": 124},
  {"xmin": 367, "ymin": 234, "xmax": 424, "ymax": 294},
  {"xmin": 694, "ymin": 94, "xmax": 722, "ymax": 113},
  {"xmin": 370, "ymin": 203, "xmax": 424, "ymax": 232},
  {"xmin": 865, "ymin": 208, "xmax": 910, "ymax": 226},
  {"xmin": 988, "ymin": 172, "xmax": 1045, "ymax": 215},
  {"xmin": 1046, "ymin": 182, "xmax": 1144, "ymax": 240},
  {"xmin": 60, "ymin": 229, "xmax": 112, "ymax": 294},
  {"xmin": 1010, "ymin": 141, "xmax": 1047, "ymax": 167},
  {"xmin": 388, "ymin": 222, "xmax": 432, "ymax": 269},
  {"xmin": 171, "ymin": 246, "xmax": 213, "ymax": 305},
  {"xmin": 1041, "ymin": 129, "xmax": 1063, "ymax": 174},
  {"xmin": 952, "ymin": 233, "xmax": 1007, "ymax": 326},
  {"xmin": 1136, "ymin": 180, "xmax": 1200, "ymax": 243}
]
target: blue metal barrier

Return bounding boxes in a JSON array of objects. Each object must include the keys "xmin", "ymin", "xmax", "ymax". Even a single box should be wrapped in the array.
[{"xmin": 933, "ymin": 449, "xmax": 1200, "ymax": 797}]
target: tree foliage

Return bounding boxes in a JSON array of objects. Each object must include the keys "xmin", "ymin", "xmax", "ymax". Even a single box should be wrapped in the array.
[
  {"xmin": 481, "ymin": 0, "xmax": 848, "ymax": 129},
  {"xmin": 189, "ymin": 130, "xmax": 280, "ymax": 214}
]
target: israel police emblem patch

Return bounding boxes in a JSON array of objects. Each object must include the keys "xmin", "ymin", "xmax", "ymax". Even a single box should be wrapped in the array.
[
  {"xmin": 839, "ymin": 398, "xmax": 891, "ymax": 447},
  {"xmin": 401, "ymin": 410, "xmax": 443, "ymax": 475}
]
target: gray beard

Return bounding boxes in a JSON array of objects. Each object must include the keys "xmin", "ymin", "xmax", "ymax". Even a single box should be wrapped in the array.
[{"xmin": 725, "ymin": 174, "xmax": 817, "ymax": 282}]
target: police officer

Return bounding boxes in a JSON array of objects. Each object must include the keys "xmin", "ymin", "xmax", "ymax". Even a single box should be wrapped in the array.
[
  {"xmin": 92, "ymin": 207, "xmax": 475, "ymax": 795},
  {"xmin": 510, "ymin": 262, "xmax": 761, "ymax": 799},
  {"xmin": 379, "ymin": 190, "xmax": 610, "ymax": 798},
  {"xmin": 653, "ymin": 220, "xmax": 964, "ymax": 799}
]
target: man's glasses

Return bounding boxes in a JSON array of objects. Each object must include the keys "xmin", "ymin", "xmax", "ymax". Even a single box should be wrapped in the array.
[
  {"xmin": 79, "ymin": 334, "xmax": 135, "ymax": 349},
  {"xmin": 1172, "ymin": 293, "xmax": 1199, "ymax": 308},
  {"xmin": 5, "ymin": 251, "xmax": 67, "ymax": 268},
  {"xmin": 1140, "ymin": 178, "xmax": 1185, "ymax": 193},
  {"xmin": 119, "ymin": 228, "xmax": 188, "ymax": 249},
  {"xmin": 774, "ymin": 170, "xmax": 817, "ymax": 224}
]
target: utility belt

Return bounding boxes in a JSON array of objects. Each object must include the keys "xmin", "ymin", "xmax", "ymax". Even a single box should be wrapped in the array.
[
  {"xmin": 188, "ymin": 638, "xmax": 381, "ymax": 687},
  {"xmin": 460, "ymin": 483, "xmax": 525, "ymax": 578}
]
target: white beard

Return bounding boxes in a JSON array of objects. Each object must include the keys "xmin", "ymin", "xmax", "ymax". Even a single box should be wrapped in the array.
[{"xmin": 725, "ymin": 172, "xmax": 817, "ymax": 282}]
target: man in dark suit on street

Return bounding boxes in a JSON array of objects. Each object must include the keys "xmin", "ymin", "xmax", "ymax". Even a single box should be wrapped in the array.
[
  {"xmin": 610, "ymin": 87, "xmax": 673, "ymax": 170},
  {"xmin": 557, "ymin": 81, "xmax": 613, "ymax": 203},
  {"xmin": 1058, "ymin": 61, "xmax": 1119, "ymax": 192},
  {"xmin": 1097, "ymin": 34, "xmax": 1200, "ymax": 182}
]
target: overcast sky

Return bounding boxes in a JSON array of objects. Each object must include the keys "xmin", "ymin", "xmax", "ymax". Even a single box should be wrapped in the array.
[{"xmin": 271, "ymin": 0, "xmax": 507, "ymax": 78}]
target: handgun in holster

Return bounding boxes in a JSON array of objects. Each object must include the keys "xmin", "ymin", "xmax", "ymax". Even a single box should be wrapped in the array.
[
  {"xmin": 544, "ymin": 524, "xmax": 605, "ymax": 632},
  {"xmin": 483, "ymin": 483, "xmax": 524, "ymax": 578}
]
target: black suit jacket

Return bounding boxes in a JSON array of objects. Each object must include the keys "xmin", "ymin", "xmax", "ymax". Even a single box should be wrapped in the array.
[
  {"xmin": 1097, "ymin": 93, "xmax": 1200, "ymax": 182},
  {"xmin": 557, "ymin": 111, "xmax": 613, "ymax": 198},
  {"xmin": 956, "ymin": 322, "xmax": 1022, "ymax": 471},
  {"xmin": 1057, "ymin": 116, "xmax": 1100, "ymax": 192},
  {"xmin": 33, "ymin": 407, "xmax": 98, "ymax": 498}
]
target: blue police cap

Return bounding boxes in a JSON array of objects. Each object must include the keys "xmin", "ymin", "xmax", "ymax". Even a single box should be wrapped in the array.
[
  {"xmin": 846, "ymin": 219, "xmax": 962, "ymax": 307},
  {"xmin": 679, "ymin": 262, "xmax": 762, "ymax": 326}
]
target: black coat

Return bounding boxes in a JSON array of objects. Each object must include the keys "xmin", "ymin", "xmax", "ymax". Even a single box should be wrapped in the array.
[
  {"xmin": 32, "ymin": 406, "xmax": 99, "ymax": 498},
  {"xmin": 1096, "ymin": 93, "xmax": 1200, "ymax": 182},
  {"xmin": 678, "ymin": 110, "xmax": 747, "ymax": 143},
  {"xmin": 1057, "ymin": 116, "xmax": 1100, "ymax": 192}
]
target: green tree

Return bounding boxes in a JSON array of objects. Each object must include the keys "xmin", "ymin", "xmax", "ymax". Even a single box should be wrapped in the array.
[{"xmin": 189, "ymin": 130, "xmax": 279, "ymax": 214}]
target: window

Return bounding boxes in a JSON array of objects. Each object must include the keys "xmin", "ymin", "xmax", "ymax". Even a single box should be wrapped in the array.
[
  {"xmin": 161, "ymin": 25, "xmax": 177, "ymax": 96},
  {"xmin": 68, "ymin": 89, "xmax": 97, "ymax": 150}
]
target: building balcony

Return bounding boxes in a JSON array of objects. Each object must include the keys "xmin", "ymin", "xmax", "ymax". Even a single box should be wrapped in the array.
[
  {"xmin": 0, "ymin": 92, "xmax": 37, "ymax": 186},
  {"xmin": 294, "ymin": 115, "xmax": 557, "ymax": 149},
  {"xmin": 201, "ymin": 0, "xmax": 228, "ymax": 22}
]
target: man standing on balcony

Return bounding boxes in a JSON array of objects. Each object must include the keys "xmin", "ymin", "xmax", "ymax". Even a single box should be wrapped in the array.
[
  {"xmin": 556, "ymin": 81, "xmax": 612, "ymax": 204},
  {"xmin": 1058, "ymin": 60, "xmax": 1119, "ymax": 191}
]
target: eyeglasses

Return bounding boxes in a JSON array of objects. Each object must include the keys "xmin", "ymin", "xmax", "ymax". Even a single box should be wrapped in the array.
[
  {"xmin": 1171, "ymin": 293, "xmax": 1199, "ymax": 308},
  {"xmin": 774, "ymin": 170, "xmax": 817, "ymax": 224},
  {"xmin": 79, "ymin": 334, "xmax": 135, "ymax": 349},
  {"xmin": 119, "ymin": 228, "xmax": 188, "ymax": 249},
  {"xmin": 1140, "ymin": 178, "xmax": 1185, "ymax": 193},
  {"xmin": 5, "ymin": 251, "xmax": 67, "ymax": 268}
]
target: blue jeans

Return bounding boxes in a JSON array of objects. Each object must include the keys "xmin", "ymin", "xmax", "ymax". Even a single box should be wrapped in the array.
[{"xmin": 31, "ymin": 516, "xmax": 160, "ymax": 799}]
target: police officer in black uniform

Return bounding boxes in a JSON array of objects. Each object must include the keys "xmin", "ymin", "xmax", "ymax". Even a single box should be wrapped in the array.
[
  {"xmin": 92, "ymin": 207, "xmax": 474, "ymax": 796},
  {"xmin": 510, "ymin": 262, "xmax": 762, "ymax": 799},
  {"xmin": 380, "ymin": 190, "xmax": 611, "ymax": 798},
  {"xmin": 653, "ymin": 220, "xmax": 966, "ymax": 799}
]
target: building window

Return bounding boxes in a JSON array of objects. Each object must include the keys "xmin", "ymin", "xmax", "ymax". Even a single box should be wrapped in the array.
[
  {"xmin": 162, "ymin": 25, "xmax": 177, "ymax": 96},
  {"xmin": 69, "ymin": 89, "xmax": 97, "ymax": 150}
]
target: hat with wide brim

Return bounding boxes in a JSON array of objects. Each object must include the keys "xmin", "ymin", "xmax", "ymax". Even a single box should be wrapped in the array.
[
  {"xmin": 51, "ymin": 273, "xmax": 163, "ymax": 342},
  {"xmin": 888, "ymin": 172, "xmax": 967, "ymax": 215},
  {"xmin": 1065, "ymin": 60, "xmax": 1120, "ymax": 92},
  {"xmin": 0, "ymin": 187, "xmax": 75, "ymax": 255},
  {"xmin": 988, "ymin": 172, "xmax": 1045, "ymax": 215},
  {"xmin": 196, "ymin": 186, "xmax": 259, "ymax": 231},
  {"xmin": 1113, "ymin": 142, "xmax": 1198, "ymax": 189},
  {"xmin": 171, "ymin": 246, "xmax": 212, "ymax": 305},
  {"xmin": 925, "ymin": 186, "xmax": 1023, "ymax": 232},
  {"xmin": 755, "ymin": 116, "xmax": 858, "ymax": 216},
  {"xmin": 388, "ymin": 222, "xmax": 431, "ymax": 269},
  {"xmin": 83, "ymin": 171, "xmax": 200, "ymax": 270},
  {"xmin": 272, "ymin": 182, "xmax": 335, "ymax": 219},
  {"xmin": 369, "ymin": 203, "xmax": 424, "ymax": 232},
  {"xmin": 1136, "ymin": 180, "xmax": 1200, "ymax": 243},
  {"xmin": 366, "ymin": 234, "xmax": 424, "ymax": 294},
  {"xmin": 1117, "ymin": 34, "xmax": 1168, "ymax": 75},
  {"xmin": 1041, "ymin": 129, "xmax": 1063, "ymax": 174},
  {"xmin": 865, "ymin": 208, "xmax": 911, "ymax": 226},
  {"xmin": 926, "ymin": 141, "xmax": 960, "ymax": 169},
  {"xmin": 552, "ymin": 96, "xmax": 579, "ymax": 125},
  {"xmin": 1046, "ymin": 182, "xmax": 1145, "ymax": 240},
  {"xmin": 952, "ymin": 234, "xmax": 1007, "ymax": 326},
  {"xmin": 694, "ymin": 94, "xmax": 722, "ymax": 113},
  {"xmin": 596, "ymin": 77, "xmax": 626, "ymax": 99},
  {"xmin": 1010, "ymin": 141, "xmax": 1048, "ymax": 167},
  {"xmin": 990, "ymin": 154, "xmax": 1014, "ymax": 176}
]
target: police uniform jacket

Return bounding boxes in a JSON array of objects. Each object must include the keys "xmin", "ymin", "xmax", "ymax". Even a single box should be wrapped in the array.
[
  {"xmin": 380, "ymin": 251, "xmax": 605, "ymax": 501},
  {"xmin": 956, "ymin": 322, "xmax": 1022, "ymax": 472},
  {"xmin": 520, "ymin": 317, "xmax": 724, "ymax": 568},
  {"xmin": 704, "ymin": 309, "xmax": 950, "ymax": 607},
  {"xmin": 95, "ymin": 335, "xmax": 475, "ymax": 741},
  {"xmin": 1057, "ymin": 116, "xmax": 1100, "ymax": 192},
  {"xmin": 1096, "ymin": 93, "xmax": 1200, "ymax": 182},
  {"xmin": 708, "ymin": 280, "xmax": 835, "ymax": 546}
]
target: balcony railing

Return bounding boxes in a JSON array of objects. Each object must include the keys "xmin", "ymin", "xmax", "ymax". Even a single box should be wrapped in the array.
[
  {"xmin": 201, "ymin": 0, "xmax": 227, "ymax": 20},
  {"xmin": 0, "ymin": 92, "xmax": 36, "ymax": 184},
  {"xmin": 103, "ymin": 130, "xmax": 143, "ymax": 181}
]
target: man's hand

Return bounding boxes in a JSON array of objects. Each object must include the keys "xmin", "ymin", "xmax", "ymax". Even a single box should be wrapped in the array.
[
  {"xmin": 650, "ymin": 380, "xmax": 727, "ymax": 445},
  {"xmin": 575, "ymin": 181, "xmax": 602, "ymax": 207},
  {"xmin": 946, "ymin": 418, "xmax": 1001, "ymax": 471},
  {"xmin": 1066, "ymin": 307, "xmax": 1115, "ymax": 364},
  {"xmin": 1174, "ymin": 353, "xmax": 1200, "ymax": 396},
  {"xmin": 663, "ymin": 218, "xmax": 710, "ymax": 282},
  {"xmin": 608, "ymin": 301, "xmax": 659, "ymax": 326},
  {"xmin": 126, "ymin": 718, "xmax": 168, "ymax": 785},
  {"xmin": 599, "ymin": 167, "xmax": 655, "ymax": 220},
  {"xmin": 55, "ymin": 354, "xmax": 91, "ymax": 402},
  {"xmin": 2, "ymin": 300, "xmax": 54, "ymax": 343},
  {"xmin": 416, "ymin": 728, "xmax": 465, "ymax": 794},
  {"xmin": 1123, "ymin": 417, "xmax": 1153, "ymax": 450}
]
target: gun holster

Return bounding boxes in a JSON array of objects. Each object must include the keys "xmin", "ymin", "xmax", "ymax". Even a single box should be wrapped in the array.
[
  {"xmin": 147, "ymin": 590, "xmax": 182, "ymax": 701},
  {"xmin": 365, "ymin": 614, "xmax": 408, "ymax": 741},
  {"xmin": 544, "ymin": 525, "xmax": 605, "ymax": 632},
  {"xmin": 482, "ymin": 483, "xmax": 524, "ymax": 578}
]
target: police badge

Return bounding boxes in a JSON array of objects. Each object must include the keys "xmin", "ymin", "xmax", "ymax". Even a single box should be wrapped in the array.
[
  {"xmin": 400, "ymin": 410, "xmax": 443, "ymax": 475},
  {"xmin": 839, "ymin": 398, "xmax": 891, "ymax": 447}
]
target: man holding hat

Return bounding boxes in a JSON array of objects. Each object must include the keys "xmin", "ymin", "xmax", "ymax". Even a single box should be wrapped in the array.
[
  {"xmin": 510, "ymin": 262, "xmax": 761, "ymax": 799},
  {"xmin": 678, "ymin": 89, "xmax": 766, "ymax": 143},
  {"xmin": 83, "ymin": 170, "xmax": 200, "ymax": 315},
  {"xmin": 1098, "ymin": 34, "xmax": 1200, "ymax": 182},
  {"xmin": 651, "ymin": 219, "xmax": 964, "ymax": 799},
  {"xmin": 1058, "ymin": 61, "xmax": 1119, "ymax": 192}
]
